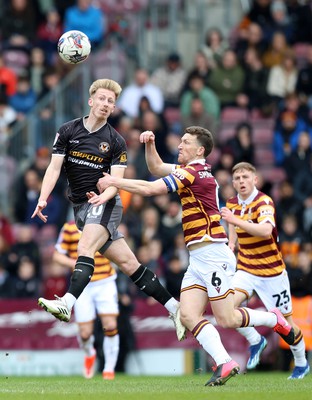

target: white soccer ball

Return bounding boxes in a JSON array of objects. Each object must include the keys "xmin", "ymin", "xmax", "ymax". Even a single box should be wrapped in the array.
[{"xmin": 57, "ymin": 30, "xmax": 91, "ymax": 64}]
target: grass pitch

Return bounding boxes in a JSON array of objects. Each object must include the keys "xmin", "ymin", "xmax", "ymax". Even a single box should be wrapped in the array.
[{"xmin": 0, "ymin": 372, "xmax": 311, "ymax": 400}]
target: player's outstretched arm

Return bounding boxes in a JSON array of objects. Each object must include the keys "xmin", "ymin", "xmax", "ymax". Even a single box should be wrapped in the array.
[
  {"xmin": 31, "ymin": 155, "xmax": 64, "ymax": 223},
  {"xmin": 140, "ymin": 130, "xmax": 174, "ymax": 177}
]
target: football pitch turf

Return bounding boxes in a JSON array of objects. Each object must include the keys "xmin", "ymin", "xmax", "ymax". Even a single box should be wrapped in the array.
[{"xmin": 1, "ymin": 372, "xmax": 311, "ymax": 400}]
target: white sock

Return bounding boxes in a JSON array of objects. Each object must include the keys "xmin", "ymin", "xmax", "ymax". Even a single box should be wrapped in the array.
[
  {"xmin": 236, "ymin": 327, "xmax": 262, "ymax": 346},
  {"xmin": 164, "ymin": 298, "xmax": 179, "ymax": 314},
  {"xmin": 103, "ymin": 334, "xmax": 120, "ymax": 373},
  {"xmin": 195, "ymin": 321, "xmax": 232, "ymax": 366},
  {"xmin": 62, "ymin": 293, "xmax": 76, "ymax": 309},
  {"xmin": 290, "ymin": 337, "xmax": 307, "ymax": 367},
  {"xmin": 244, "ymin": 308, "xmax": 276, "ymax": 327},
  {"xmin": 77, "ymin": 334, "xmax": 96, "ymax": 357}
]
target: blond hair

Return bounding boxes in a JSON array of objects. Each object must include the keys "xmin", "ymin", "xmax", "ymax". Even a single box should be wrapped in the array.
[
  {"xmin": 232, "ymin": 162, "xmax": 256, "ymax": 174},
  {"xmin": 89, "ymin": 79, "xmax": 122, "ymax": 100}
]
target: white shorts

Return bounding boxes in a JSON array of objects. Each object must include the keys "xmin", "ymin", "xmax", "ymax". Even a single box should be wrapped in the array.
[
  {"xmin": 233, "ymin": 269, "xmax": 293, "ymax": 315},
  {"xmin": 181, "ymin": 243, "xmax": 237, "ymax": 300},
  {"xmin": 74, "ymin": 276, "xmax": 119, "ymax": 323}
]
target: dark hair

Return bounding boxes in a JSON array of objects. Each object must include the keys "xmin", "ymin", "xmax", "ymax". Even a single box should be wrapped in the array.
[{"xmin": 185, "ymin": 126, "xmax": 214, "ymax": 157}]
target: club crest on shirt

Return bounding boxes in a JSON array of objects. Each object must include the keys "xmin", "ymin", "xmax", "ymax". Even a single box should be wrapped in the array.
[
  {"xmin": 120, "ymin": 152, "xmax": 127, "ymax": 163},
  {"xmin": 99, "ymin": 142, "xmax": 110, "ymax": 153}
]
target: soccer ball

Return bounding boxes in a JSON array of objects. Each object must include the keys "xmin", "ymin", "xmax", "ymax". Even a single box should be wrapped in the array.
[{"xmin": 57, "ymin": 30, "xmax": 91, "ymax": 64}]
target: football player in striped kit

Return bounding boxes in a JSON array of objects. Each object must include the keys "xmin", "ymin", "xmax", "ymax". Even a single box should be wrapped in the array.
[
  {"xmin": 221, "ymin": 162, "xmax": 309, "ymax": 380},
  {"xmin": 53, "ymin": 220, "xmax": 119, "ymax": 380},
  {"xmin": 89, "ymin": 127, "xmax": 296, "ymax": 386}
]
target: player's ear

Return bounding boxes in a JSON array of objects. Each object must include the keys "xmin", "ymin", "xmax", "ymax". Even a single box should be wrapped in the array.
[{"xmin": 88, "ymin": 97, "xmax": 93, "ymax": 107}]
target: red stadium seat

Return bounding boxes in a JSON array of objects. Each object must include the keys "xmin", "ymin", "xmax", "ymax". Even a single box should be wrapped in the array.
[
  {"xmin": 254, "ymin": 147, "xmax": 275, "ymax": 166},
  {"xmin": 253, "ymin": 127, "xmax": 274, "ymax": 145},
  {"xmin": 258, "ymin": 167, "xmax": 287, "ymax": 184},
  {"xmin": 221, "ymin": 107, "xmax": 249, "ymax": 123}
]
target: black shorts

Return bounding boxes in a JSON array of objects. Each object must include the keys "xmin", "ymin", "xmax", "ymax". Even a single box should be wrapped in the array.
[{"xmin": 73, "ymin": 196, "xmax": 124, "ymax": 253}]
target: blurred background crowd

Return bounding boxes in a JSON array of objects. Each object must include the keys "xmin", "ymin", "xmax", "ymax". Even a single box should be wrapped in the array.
[{"xmin": 0, "ymin": 0, "xmax": 312, "ymax": 371}]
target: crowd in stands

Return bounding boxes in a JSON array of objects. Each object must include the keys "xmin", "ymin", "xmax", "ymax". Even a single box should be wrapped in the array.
[{"xmin": 1, "ymin": 2, "xmax": 312, "ymax": 363}]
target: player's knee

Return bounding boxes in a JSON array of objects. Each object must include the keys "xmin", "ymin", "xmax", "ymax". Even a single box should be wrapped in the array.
[
  {"xmin": 118, "ymin": 257, "xmax": 140, "ymax": 276},
  {"xmin": 215, "ymin": 315, "xmax": 236, "ymax": 329}
]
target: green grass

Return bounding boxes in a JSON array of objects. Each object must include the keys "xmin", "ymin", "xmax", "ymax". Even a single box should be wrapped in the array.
[{"xmin": 0, "ymin": 372, "xmax": 311, "ymax": 400}]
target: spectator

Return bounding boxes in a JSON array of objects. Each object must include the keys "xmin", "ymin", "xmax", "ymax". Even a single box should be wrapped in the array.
[
  {"xmin": 1, "ymin": 0, "xmax": 38, "ymax": 52},
  {"xmin": 13, "ymin": 168, "xmax": 62, "ymax": 228},
  {"xmin": 262, "ymin": 31, "xmax": 290, "ymax": 68},
  {"xmin": 287, "ymin": 248, "xmax": 312, "ymax": 297},
  {"xmin": 10, "ymin": 256, "xmax": 41, "ymax": 298},
  {"xmin": 200, "ymin": 28, "xmax": 229, "ymax": 69},
  {"xmin": 183, "ymin": 51, "xmax": 213, "ymax": 91},
  {"xmin": 136, "ymin": 110, "xmax": 169, "ymax": 160},
  {"xmin": 180, "ymin": 73, "xmax": 220, "ymax": 121},
  {"xmin": 0, "ymin": 52, "xmax": 17, "ymax": 97},
  {"xmin": 6, "ymin": 223, "xmax": 41, "ymax": 278},
  {"xmin": 235, "ymin": 22, "xmax": 266, "ymax": 65},
  {"xmin": 29, "ymin": 47, "xmax": 48, "ymax": 96},
  {"xmin": 237, "ymin": 47, "xmax": 270, "ymax": 112},
  {"xmin": 225, "ymin": 121, "xmax": 255, "ymax": 165},
  {"xmin": 117, "ymin": 68, "xmax": 164, "ymax": 119},
  {"xmin": 267, "ymin": 0, "xmax": 293, "ymax": 43},
  {"xmin": 237, "ymin": 0, "xmax": 273, "ymax": 44},
  {"xmin": 150, "ymin": 52, "xmax": 187, "ymax": 108},
  {"xmin": 0, "ymin": 256, "xmax": 15, "ymax": 298},
  {"xmin": 287, "ymin": 0, "xmax": 312, "ymax": 44},
  {"xmin": 208, "ymin": 49, "xmax": 245, "ymax": 108},
  {"xmin": 296, "ymin": 45, "xmax": 312, "ymax": 110},
  {"xmin": 0, "ymin": 94, "xmax": 17, "ymax": 147},
  {"xmin": 8, "ymin": 75, "xmax": 37, "ymax": 119},
  {"xmin": 164, "ymin": 255, "xmax": 186, "ymax": 300},
  {"xmin": 266, "ymin": 49, "xmax": 298, "ymax": 107},
  {"xmin": 180, "ymin": 95, "xmax": 215, "ymax": 133},
  {"xmin": 283, "ymin": 131, "xmax": 312, "ymax": 183},
  {"xmin": 273, "ymin": 110, "xmax": 310, "ymax": 165},
  {"xmin": 279, "ymin": 213, "xmax": 306, "ymax": 266},
  {"xmin": 36, "ymin": 8, "xmax": 63, "ymax": 65},
  {"xmin": 63, "ymin": 0, "xmax": 106, "ymax": 49},
  {"xmin": 275, "ymin": 181, "xmax": 303, "ymax": 230},
  {"xmin": 159, "ymin": 200, "xmax": 183, "ymax": 256}
]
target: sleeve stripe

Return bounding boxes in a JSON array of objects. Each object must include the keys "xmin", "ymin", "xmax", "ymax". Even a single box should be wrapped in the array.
[{"xmin": 163, "ymin": 175, "xmax": 178, "ymax": 193}]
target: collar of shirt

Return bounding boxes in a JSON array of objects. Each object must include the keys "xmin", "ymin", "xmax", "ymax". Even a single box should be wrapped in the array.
[{"xmin": 238, "ymin": 187, "xmax": 258, "ymax": 206}]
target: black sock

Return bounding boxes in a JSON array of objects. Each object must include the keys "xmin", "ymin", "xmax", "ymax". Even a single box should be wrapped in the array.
[
  {"xmin": 130, "ymin": 265, "xmax": 172, "ymax": 305},
  {"xmin": 68, "ymin": 256, "xmax": 94, "ymax": 299}
]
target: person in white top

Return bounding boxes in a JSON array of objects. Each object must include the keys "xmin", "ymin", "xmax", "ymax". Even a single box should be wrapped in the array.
[{"xmin": 117, "ymin": 68, "xmax": 164, "ymax": 118}]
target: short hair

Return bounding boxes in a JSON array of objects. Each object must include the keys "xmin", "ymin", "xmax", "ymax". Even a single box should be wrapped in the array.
[
  {"xmin": 232, "ymin": 162, "xmax": 256, "ymax": 174},
  {"xmin": 89, "ymin": 79, "xmax": 122, "ymax": 100},
  {"xmin": 185, "ymin": 126, "xmax": 214, "ymax": 158}
]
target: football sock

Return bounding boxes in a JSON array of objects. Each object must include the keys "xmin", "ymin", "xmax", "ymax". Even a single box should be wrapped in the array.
[
  {"xmin": 68, "ymin": 256, "xmax": 94, "ymax": 299},
  {"xmin": 192, "ymin": 319, "xmax": 232, "ymax": 365},
  {"xmin": 236, "ymin": 326, "xmax": 262, "ymax": 346},
  {"xmin": 103, "ymin": 332, "xmax": 120, "ymax": 372},
  {"xmin": 237, "ymin": 307, "xmax": 276, "ymax": 327},
  {"xmin": 130, "ymin": 265, "xmax": 172, "ymax": 305},
  {"xmin": 290, "ymin": 334, "xmax": 307, "ymax": 367},
  {"xmin": 77, "ymin": 335, "xmax": 96, "ymax": 357}
]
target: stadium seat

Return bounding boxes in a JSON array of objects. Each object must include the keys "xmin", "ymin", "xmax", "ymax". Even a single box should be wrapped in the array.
[
  {"xmin": 258, "ymin": 167, "xmax": 287, "ymax": 184},
  {"xmin": 253, "ymin": 127, "xmax": 274, "ymax": 145},
  {"xmin": 221, "ymin": 107, "xmax": 249, "ymax": 123},
  {"xmin": 217, "ymin": 126, "xmax": 235, "ymax": 145},
  {"xmin": 254, "ymin": 147, "xmax": 275, "ymax": 166},
  {"xmin": 3, "ymin": 49, "xmax": 30, "ymax": 75}
]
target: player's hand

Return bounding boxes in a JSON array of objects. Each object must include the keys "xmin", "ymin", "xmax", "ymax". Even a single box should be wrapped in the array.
[
  {"xmin": 87, "ymin": 191, "xmax": 106, "ymax": 206},
  {"xmin": 220, "ymin": 207, "xmax": 236, "ymax": 224},
  {"xmin": 31, "ymin": 200, "xmax": 48, "ymax": 223},
  {"xmin": 140, "ymin": 130, "xmax": 155, "ymax": 144},
  {"xmin": 97, "ymin": 172, "xmax": 114, "ymax": 193}
]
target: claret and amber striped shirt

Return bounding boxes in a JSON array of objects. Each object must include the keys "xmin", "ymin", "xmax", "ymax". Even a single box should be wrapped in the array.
[
  {"xmin": 55, "ymin": 220, "xmax": 116, "ymax": 282},
  {"xmin": 163, "ymin": 160, "xmax": 228, "ymax": 247},
  {"xmin": 226, "ymin": 190, "xmax": 285, "ymax": 277}
]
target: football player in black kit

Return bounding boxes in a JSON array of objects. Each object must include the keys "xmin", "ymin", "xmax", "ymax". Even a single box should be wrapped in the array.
[{"xmin": 31, "ymin": 78, "xmax": 186, "ymax": 341}]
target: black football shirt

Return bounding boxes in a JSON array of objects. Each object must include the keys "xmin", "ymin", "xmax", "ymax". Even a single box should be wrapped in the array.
[{"xmin": 52, "ymin": 117, "xmax": 127, "ymax": 204}]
